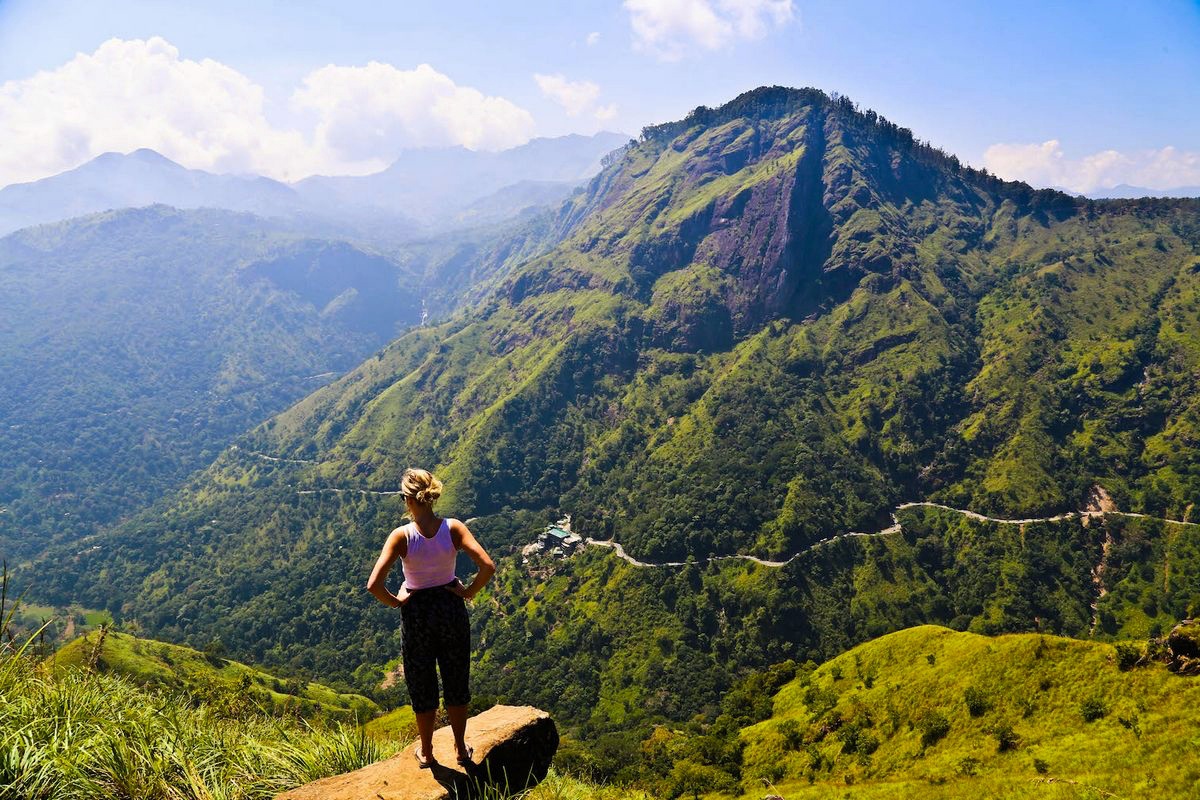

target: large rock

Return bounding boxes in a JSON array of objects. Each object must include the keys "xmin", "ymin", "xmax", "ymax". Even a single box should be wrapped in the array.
[
  {"xmin": 276, "ymin": 705, "xmax": 558, "ymax": 800},
  {"xmin": 1167, "ymin": 620, "xmax": 1200, "ymax": 676}
]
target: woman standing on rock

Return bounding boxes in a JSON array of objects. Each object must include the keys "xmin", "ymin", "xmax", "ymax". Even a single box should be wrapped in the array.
[{"xmin": 367, "ymin": 468, "xmax": 495, "ymax": 768}]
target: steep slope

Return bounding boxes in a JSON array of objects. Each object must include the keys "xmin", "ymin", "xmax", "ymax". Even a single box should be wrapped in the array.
[
  {"xmin": 738, "ymin": 626, "xmax": 1200, "ymax": 798},
  {"xmin": 23, "ymin": 86, "xmax": 1200, "ymax": 725},
  {"xmin": 0, "ymin": 207, "xmax": 422, "ymax": 559}
]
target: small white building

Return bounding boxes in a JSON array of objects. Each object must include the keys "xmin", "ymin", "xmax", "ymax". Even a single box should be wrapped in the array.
[{"xmin": 521, "ymin": 516, "xmax": 583, "ymax": 562}]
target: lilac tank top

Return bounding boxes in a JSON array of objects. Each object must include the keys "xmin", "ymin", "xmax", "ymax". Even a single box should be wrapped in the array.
[{"xmin": 400, "ymin": 518, "xmax": 458, "ymax": 590}]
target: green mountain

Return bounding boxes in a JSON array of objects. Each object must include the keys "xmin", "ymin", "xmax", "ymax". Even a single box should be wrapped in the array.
[
  {"xmin": 21, "ymin": 87, "xmax": 1200, "ymax": 761},
  {"xmin": 0, "ymin": 206, "xmax": 433, "ymax": 560},
  {"xmin": 114, "ymin": 87, "xmax": 1198, "ymax": 560},
  {"xmin": 736, "ymin": 625, "xmax": 1200, "ymax": 798},
  {"xmin": 51, "ymin": 629, "xmax": 379, "ymax": 722}
]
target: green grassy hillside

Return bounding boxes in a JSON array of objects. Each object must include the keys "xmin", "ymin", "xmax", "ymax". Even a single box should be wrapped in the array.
[
  {"xmin": 50, "ymin": 630, "xmax": 379, "ymax": 722},
  {"xmin": 361, "ymin": 706, "xmax": 416, "ymax": 741},
  {"xmin": 739, "ymin": 625, "xmax": 1200, "ymax": 798},
  {"xmin": 3, "ymin": 645, "xmax": 391, "ymax": 800}
]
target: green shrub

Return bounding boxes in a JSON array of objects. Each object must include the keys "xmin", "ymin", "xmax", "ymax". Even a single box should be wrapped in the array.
[
  {"xmin": 1117, "ymin": 714, "xmax": 1141, "ymax": 738},
  {"xmin": 919, "ymin": 711, "xmax": 950, "ymax": 748},
  {"xmin": 803, "ymin": 685, "xmax": 839, "ymax": 716},
  {"xmin": 957, "ymin": 756, "xmax": 981, "ymax": 777},
  {"xmin": 1114, "ymin": 642, "xmax": 1142, "ymax": 671},
  {"xmin": 991, "ymin": 722, "xmax": 1020, "ymax": 752},
  {"xmin": 964, "ymin": 686, "xmax": 991, "ymax": 717},
  {"xmin": 1080, "ymin": 696, "xmax": 1108, "ymax": 722},
  {"xmin": 778, "ymin": 719, "xmax": 804, "ymax": 750},
  {"xmin": 838, "ymin": 723, "xmax": 879, "ymax": 756}
]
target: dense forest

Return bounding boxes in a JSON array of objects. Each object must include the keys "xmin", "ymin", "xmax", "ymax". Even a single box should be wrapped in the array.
[
  {"xmin": 0, "ymin": 205, "xmax": 557, "ymax": 563},
  {"xmin": 0, "ymin": 208, "xmax": 423, "ymax": 559}
]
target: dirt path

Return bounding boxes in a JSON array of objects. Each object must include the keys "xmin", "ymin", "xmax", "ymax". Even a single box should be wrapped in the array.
[
  {"xmin": 232, "ymin": 445, "xmax": 316, "ymax": 465},
  {"xmin": 1089, "ymin": 529, "xmax": 1115, "ymax": 636}
]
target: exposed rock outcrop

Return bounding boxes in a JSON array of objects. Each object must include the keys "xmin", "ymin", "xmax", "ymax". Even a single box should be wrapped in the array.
[
  {"xmin": 1167, "ymin": 620, "xmax": 1200, "ymax": 676},
  {"xmin": 275, "ymin": 705, "xmax": 558, "ymax": 800}
]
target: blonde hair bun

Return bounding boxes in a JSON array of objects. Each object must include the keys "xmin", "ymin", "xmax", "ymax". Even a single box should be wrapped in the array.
[{"xmin": 401, "ymin": 468, "xmax": 443, "ymax": 506}]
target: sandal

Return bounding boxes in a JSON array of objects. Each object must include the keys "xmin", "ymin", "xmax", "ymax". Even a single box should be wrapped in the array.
[
  {"xmin": 415, "ymin": 746, "xmax": 435, "ymax": 769},
  {"xmin": 456, "ymin": 744, "xmax": 474, "ymax": 767}
]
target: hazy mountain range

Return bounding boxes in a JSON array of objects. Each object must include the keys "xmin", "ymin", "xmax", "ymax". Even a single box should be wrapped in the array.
[
  {"xmin": 0, "ymin": 132, "xmax": 628, "ymax": 240},
  {"xmin": 1083, "ymin": 183, "xmax": 1200, "ymax": 200}
]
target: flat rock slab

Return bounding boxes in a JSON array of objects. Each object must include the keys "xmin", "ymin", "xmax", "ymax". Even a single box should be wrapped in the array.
[{"xmin": 276, "ymin": 705, "xmax": 558, "ymax": 800}]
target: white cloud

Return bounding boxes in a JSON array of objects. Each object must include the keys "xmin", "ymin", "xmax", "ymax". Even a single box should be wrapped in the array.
[
  {"xmin": 594, "ymin": 103, "xmax": 619, "ymax": 122},
  {"xmin": 293, "ymin": 62, "xmax": 535, "ymax": 163},
  {"xmin": 534, "ymin": 73, "xmax": 601, "ymax": 117},
  {"xmin": 0, "ymin": 37, "xmax": 536, "ymax": 188},
  {"xmin": 983, "ymin": 139, "xmax": 1200, "ymax": 194},
  {"xmin": 0, "ymin": 37, "xmax": 316, "ymax": 186},
  {"xmin": 534, "ymin": 73, "xmax": 618, "ymax": 123},
  {"xmin": 624, "ymin": 0, "xmax": 793, "ymax": 60},
  {"xmin": 586, "ymin": 31, "xmax": 601, "ymax": 46}
]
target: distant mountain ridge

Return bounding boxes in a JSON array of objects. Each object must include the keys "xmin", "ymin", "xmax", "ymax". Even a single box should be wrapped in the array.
[
  {"xmin": 1084, "ymin": 183, "xmax": 1200, "ymax": 199},
  {"xmin": 294, "ymin": 132, "xmax": 629, "ymax": 227},
  {"xmin": 0, "ymin": 132, "xmax": 629, "ymax": 240},
  {"xmin": 0, "ymin": 149, "xmax": 307, "ymax": 236}
]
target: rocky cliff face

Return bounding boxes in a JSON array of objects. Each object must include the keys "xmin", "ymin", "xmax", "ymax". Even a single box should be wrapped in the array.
[{"xmin": 517, "ymin": 87, "xmax": 1034, "ymax": 347}]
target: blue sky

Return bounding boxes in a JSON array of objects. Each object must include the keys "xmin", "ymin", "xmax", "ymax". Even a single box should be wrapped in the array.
[{"xmin": 1, "ymin": 0, "xmax": 1197, "ymax": 191}]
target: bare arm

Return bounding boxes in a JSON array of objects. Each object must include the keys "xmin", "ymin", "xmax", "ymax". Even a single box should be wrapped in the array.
[
  {"xmin": 367, "ymin": 528, "xmax": 408, "ymax": 607},
  {"xmin": 448, "ymin": 519, "xmax": 495, "ymax": 601}
]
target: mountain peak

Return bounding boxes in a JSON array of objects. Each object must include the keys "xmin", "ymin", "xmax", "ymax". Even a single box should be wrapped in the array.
[
  {"xmin": 89, "ymin": 148, "xmax": 181, "ymax": 170},
  {"xmin": 639, "ymin": 85, "xmax": 830, "ymax": 144},
  {"xmin": 128, "ymin": 148, "xmax": 180, "ymax": 166}
]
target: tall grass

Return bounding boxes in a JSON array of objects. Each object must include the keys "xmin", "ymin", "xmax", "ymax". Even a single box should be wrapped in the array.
[{"xmin": 0, "ymin": 567, "xmax": 399, "ymax": 800}]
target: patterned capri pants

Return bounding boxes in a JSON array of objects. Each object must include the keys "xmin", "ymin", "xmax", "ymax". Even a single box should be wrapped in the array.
[{"xmin": 400, "ymin": 581, "xmax": 471, "ymax": 713}]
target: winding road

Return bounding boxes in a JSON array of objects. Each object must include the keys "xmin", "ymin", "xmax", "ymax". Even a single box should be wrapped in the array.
[
  {"xmin": 232, "ymin": 446, "xmax": 316, "ymax": 465},
  {"xmin": 582, "ymin": 502, "xmax": 1200, "ymax": 570},
  {"xmin": 232, "ymin": 446, "xmax": 1200, "ymax": 569}
]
